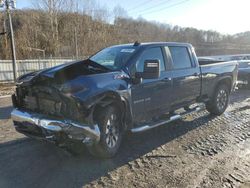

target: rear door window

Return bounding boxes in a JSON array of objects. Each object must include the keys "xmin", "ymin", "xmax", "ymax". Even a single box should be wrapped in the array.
[{"xmin": 169, "ymin": 46, "xmax": 192, "ymax": 69}]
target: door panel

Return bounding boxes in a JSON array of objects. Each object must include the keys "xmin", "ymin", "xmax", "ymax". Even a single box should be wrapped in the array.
[
  {"xmin": 131, "ymin": 47, "xmax": 173, "ymax": 123},
  {"xmin": 167, "ymin": 46, "xmax": 201, "ymax": 108},
  {"xmin": 131, "ymin": 71, "xmax": 172, "ymax": 123},
  {"xmin": 171, "ymin": 68, "xmax": 200, "ymax": 107},
  {"xmin": 144, "ymin": 71, "xmax": 172, "ymax": 118}
]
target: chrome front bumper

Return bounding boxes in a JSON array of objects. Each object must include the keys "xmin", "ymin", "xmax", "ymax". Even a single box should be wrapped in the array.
[{"xmin": 11, "ymin": 109, "xmax": 100, "ymax": 144}]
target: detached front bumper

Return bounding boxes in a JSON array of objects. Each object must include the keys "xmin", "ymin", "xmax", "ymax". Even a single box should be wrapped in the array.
[{"xmin": 11, "ymin": 109, "xmax": 100, "ymax": 145}]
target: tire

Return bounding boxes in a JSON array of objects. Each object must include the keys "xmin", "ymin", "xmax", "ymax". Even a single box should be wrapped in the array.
[
  {"xmin": 88, "ymin": 104, "xmax": 123, "ymax": 158},
  {"xmin": 206, "ymin": 84, "xmax": 229, "ymax": 115}
]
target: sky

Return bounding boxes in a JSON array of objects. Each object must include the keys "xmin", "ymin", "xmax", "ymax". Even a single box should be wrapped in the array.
[{"xmin": 16, "ymin": 0, "xmax": 250, "ymax": 35}]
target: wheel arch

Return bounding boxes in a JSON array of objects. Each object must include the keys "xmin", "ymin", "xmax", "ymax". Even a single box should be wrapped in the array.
[
  {"xmin": 206, "ymin": 77, "xmax": 231, "ymax": 115},
  {"xmin": 91, "ymin": 91, "xmax": 132, "ymax": 131},
  {"xmin": 216, "ymin": 77, "xmax": 232, "ymax": 92}
]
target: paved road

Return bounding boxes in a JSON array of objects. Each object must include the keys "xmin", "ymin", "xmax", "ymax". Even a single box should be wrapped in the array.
[{"xmin": 0, "ymin": 90, "xmax": 250, "ymax": 188}]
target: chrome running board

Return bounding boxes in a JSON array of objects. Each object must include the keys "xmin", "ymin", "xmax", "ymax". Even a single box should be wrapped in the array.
[
  {"xmin": 131, "ymin": 115, "xmax": 181, "ymax": 133},
  {"xmin": 131, "ymin": 105, "xmax": 204, "ymax": 133}
]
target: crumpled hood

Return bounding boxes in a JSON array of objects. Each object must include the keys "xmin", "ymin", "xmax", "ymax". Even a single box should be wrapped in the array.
[
  {"xmin": 39, "ymin": 60, "xmax": 81, "ymax": 78},
  {"xmin": 17, "ymin": 59, "xmax": 112, "ymax": 85},
  {"xmin": 16, "ymin": 59, "xmax": 130, "ymax": 105},
  {"xmin": 17, "ymin": 60, "xmax": 79, "ymax": 83}
]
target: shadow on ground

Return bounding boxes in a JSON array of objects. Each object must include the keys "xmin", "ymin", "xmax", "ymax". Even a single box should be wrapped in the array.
[
  {"xmin": 0, "ymin": 106, "xmax": 13, "ymax": 120},
  {"xmin": 0, "ymin": 112, "xmax": 216, "ymax": 188},
  {"xmin": 230, "ymin": 89, "xmax": 250, "ymax": 103}
]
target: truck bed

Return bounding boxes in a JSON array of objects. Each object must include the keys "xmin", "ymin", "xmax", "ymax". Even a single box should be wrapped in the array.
[
  {"xmin": 200, "ymin": 61, "xmax": 238, "ymax": 98},
  {"xmin": 198, "ymin": 57, "xmax": 229, "ymax": 65}
]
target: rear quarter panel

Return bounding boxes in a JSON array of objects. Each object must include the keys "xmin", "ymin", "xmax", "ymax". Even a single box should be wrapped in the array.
[{"xmin": 200, "ymin": 61, "xmax": 238, "ymax": 98}]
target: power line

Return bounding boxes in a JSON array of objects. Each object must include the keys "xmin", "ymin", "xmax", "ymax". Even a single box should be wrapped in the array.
[
  {"xmin": 128, "ymin": 0, "xmax": 172, "ymax": 14},
  {"xmin": 127, "ymin": 0, "xmax": 153, "ymax": 13},
  {"xmin": 138, "ymin": 0, "xmax": 190, "ymax": 16}
]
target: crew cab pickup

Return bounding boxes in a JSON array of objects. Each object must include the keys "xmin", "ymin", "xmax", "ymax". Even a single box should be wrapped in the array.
[{"xmin": 11, "ymin": 42, "xmax": 238, "ymax": 158}]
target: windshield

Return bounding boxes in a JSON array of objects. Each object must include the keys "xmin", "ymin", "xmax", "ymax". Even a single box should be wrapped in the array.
[{"xmin": 89, "ymin": 46, "xmax": 137, "ymax": 70}]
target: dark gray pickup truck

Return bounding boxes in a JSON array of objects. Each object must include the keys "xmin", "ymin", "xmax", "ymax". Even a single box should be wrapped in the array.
[{"xmin": 11, "ymin": 42, "xmax": 238, "ymax": 158}]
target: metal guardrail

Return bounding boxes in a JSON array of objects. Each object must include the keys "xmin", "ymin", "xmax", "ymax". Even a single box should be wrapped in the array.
[{"xmin": 0, "ymin": 59, "xmax": 74, "ymax": 82}]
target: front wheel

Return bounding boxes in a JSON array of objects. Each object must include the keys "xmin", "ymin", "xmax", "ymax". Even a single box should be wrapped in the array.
[
  {"xmin": 206, "ymin": 84, "xmax": 229, "ymax": 115},
  {"xmin": 88, "ymin": 104, "xmax": 123, "ymax": 158}
]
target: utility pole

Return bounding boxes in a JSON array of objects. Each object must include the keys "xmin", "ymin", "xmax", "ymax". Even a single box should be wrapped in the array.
[
  {"xmin": 3, "ymin": 16, "xmax": 8, "ymax": 52},
  {"xmin": 1, "ymin": 0, "xmax": 17, "ymax": 82}
]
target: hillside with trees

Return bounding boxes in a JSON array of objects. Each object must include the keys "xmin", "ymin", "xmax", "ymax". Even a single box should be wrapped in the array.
[{"xmin": 1, "ymin": 0, "xmax": 250, "ymax": 60}]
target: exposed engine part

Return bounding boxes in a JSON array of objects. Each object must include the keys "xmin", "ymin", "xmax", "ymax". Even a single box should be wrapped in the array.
[{"xmin": 14, "ymin": 84, "xmax": 89, "ymax": 123}]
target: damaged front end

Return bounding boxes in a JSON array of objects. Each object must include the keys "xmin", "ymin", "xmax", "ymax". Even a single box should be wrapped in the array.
[
  {"xmin": 11, "ymin": 60, "xmax": 106, "ymax": 145},
  {"xmin": 11, "ymin": 109, "xmax": 100, "ymax": 144}
]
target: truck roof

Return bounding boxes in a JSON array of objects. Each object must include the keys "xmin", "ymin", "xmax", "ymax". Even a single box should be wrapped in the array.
[{"xmin": 111, "ymin": 42, "xmax": 193, "ymax": 48}]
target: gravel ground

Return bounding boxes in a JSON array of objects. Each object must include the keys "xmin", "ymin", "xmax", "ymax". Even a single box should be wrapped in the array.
[
  {"xmin": 0, "ymin": 89, "xmax": 250, "ymax": 188},
  {"xmin": 0, "ymin": 84, "xmax": 15, "ymax": 96}
]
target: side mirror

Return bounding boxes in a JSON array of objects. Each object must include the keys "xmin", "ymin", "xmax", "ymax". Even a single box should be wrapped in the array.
[
  {"xmin": 142, "ymin": 59, "xmax": 160, "ymax": 79},
  {"xmin": 133, "ymin": 59, "xmax": 160, "ymax": 84}
]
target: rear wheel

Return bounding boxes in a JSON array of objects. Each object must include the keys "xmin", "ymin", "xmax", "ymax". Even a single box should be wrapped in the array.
[
  {"xmin": 206, "ymin": 84, "xmax": 229, "ymax": 115},
  {"xmin": 88, "ymin": 104, "xmax": 123, "ymax": 158}
]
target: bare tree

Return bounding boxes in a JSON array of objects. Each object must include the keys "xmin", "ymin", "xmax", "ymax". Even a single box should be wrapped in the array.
[
  {"xmin": 113, "ymin": 5, "xmax": 128, "ymax": 19},
  {"xmin": 1, "ymin": 2, "xmax": 250, "ymax": 59},
  {"xmin": 35, "ymin": 0, "xmax": 66, "ymax": 56}
]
